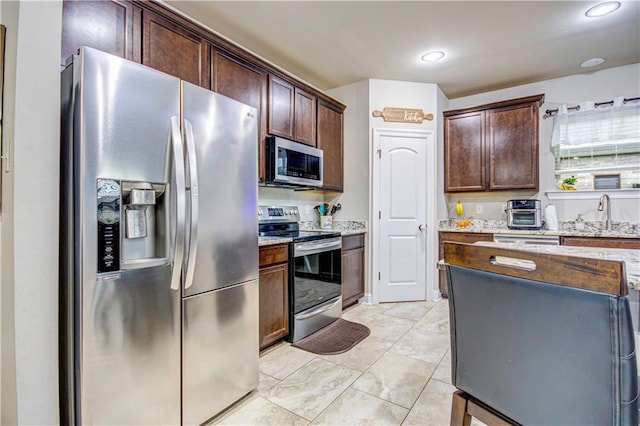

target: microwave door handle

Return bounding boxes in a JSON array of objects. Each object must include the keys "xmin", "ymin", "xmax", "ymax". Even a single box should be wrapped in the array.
[
  {"xmin": 169, "ymin": 116, "xmax": 186, "ymax": 291},
  {"xmin": 183, "ymin": 119, "xmax": 199, "ymax": 290}
]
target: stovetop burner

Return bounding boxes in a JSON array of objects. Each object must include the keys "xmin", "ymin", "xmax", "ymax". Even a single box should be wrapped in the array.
[{"xmin": 258, "ymin": 205, "xmax": 340, "ymax": 242}]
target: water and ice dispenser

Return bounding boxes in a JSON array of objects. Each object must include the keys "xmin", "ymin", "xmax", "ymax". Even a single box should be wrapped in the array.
[{"xmin": 96, "ymin": 179, "xmax": 168, "ymax": 273}]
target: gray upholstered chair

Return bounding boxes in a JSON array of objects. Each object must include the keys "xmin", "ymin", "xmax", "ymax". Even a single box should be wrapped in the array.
[{"xmin": 444, "ymin": 242, "xmax": 638, "ymax": 426}]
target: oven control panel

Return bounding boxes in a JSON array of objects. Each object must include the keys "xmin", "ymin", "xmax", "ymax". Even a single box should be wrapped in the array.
[{"xmin": 258, "ymin": 205, "xmax": 300, "ymax": 223}]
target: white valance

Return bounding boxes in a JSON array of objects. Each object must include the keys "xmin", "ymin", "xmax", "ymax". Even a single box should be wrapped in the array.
[{"xmin": 551, "ymin": 96, "xmax": 640, "ymax": 147}]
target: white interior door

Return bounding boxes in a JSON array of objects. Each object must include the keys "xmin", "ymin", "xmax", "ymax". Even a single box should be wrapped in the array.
[{"xmin": 377, "ymin": 130, "xmax": 427, "ymax": 302}]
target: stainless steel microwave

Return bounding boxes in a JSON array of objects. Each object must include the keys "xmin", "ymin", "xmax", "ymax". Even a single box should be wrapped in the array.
[{"xmin": 265, "ymin": 136, "xmax": 323, "ymax": 188}]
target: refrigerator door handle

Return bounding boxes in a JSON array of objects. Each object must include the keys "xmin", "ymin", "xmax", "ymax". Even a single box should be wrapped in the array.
[
  {"xmin": 183, "ymin": 119, "xmax": 199, "ymax": 290},
  {"xmin": 170, "ymin": 116, "xmax": 186, "ymax": 291}
]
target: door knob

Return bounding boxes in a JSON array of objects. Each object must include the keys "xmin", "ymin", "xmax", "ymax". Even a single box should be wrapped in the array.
[{"xmin": 418, "ymin": 224, "xmax": 426, "ymax": 231}]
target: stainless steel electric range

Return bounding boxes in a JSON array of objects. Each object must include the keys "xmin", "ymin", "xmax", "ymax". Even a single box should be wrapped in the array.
[{"xmin": 258, "ymin": 205, "xmax": 342, "ymax": 342}]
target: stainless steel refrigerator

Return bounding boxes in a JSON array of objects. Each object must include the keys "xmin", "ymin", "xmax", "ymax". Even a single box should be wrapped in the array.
[{"xmin": 59, "ymin": 47, "xmax": 259, "ymax": 425}]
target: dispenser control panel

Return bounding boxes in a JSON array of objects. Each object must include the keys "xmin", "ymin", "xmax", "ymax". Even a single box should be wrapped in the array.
[{"xmin": 97, "ymin": 179, "xmax": 121, "ymax": 273}]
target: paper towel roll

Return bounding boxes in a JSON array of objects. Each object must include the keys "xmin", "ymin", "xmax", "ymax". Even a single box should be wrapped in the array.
[{"xmin": 544, "ymin": 204, "xmax": 558, "ymax": 230}]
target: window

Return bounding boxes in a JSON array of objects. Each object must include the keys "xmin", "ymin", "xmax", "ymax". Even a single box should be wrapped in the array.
[{"xmin": 551, "ymin": 98, "xmax": 640, "ymax": 190}]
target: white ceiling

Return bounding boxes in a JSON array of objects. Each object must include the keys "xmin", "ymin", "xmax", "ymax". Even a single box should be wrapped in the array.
[{"xmin": 165, "ymin": 1, "xmax": 640, "ymax": 99}]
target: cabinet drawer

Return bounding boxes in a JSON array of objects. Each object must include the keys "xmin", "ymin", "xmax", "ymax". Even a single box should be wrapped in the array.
[
  {"xmin": 259, "ymin": 244, "xmax": 289, "ymax": 267},
  {"xmin": 342, "ymin": 234, "xmax": 365, "ymax": 251},
  {"xmin": 560, "ymin": 236, "xmax": 640, "ymax": 250},
  {"xmin": 439, "ymin": 232, "xmax": 493, "ymax": 247}
]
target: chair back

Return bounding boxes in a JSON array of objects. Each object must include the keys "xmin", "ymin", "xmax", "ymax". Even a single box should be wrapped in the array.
[{"xmin": 444, "ymin": 242, "xmax": 638, "ymax": 425}]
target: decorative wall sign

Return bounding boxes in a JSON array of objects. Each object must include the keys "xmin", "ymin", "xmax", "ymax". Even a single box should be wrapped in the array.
[{"xmin": 372, "ymin": 107, "xmax": 433, "ymax": 124}]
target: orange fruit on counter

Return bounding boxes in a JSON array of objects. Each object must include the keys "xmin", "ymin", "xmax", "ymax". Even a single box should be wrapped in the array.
[{"xmin": 456, "ymin": 219, "xmax": 471, "ymax": 227}]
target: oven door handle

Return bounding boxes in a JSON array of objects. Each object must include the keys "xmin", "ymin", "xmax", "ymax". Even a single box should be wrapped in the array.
[
  {"xmin": 296, "ymin": 297, "xmax": 342, "ymax": 320},
  {"xmin": 294, "ymin": 238, "xmax": 342, "ymax": 256}
]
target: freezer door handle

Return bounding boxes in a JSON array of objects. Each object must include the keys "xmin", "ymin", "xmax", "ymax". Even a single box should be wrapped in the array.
[
  {"xmin": 183, "ymin": 119, "xmax": 199, "ymax": 290},
  {"xmin": 170, "ymin": 116, "xmax": 186, "ymax": 291}
]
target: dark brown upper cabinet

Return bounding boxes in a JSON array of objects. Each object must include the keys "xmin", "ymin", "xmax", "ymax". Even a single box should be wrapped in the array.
[
  {"xmin": 267, "ymin": 75, "xmax": 295, "ymax": 140},
  {"xmin": 444, "ymin": 111, "xmax": 486, "ymax": 192},
  {"xmin": 212, "ymin": 49, "xmax": 268, "ymax": 181},
  {"xmin": 294, "ymin": 87, "xmax": 317, "ymax": 146},
  {"xmin": 140, "ymin": 8, "xmax": 210, "ymax": 89},
  {"xmin": 61, "ymin": 0, "xmax": 135, "ymax": 64},
  {"xmin": 268, "ymin": 75, "xmax": 316, "ymax": 146},
  {"xmin": 62, "ymin": 0, "xmax": 345, "ymax": 191},
  {"xmin": 317, "ymin": 100, "xmax": 344, "ymax": 191},
  {"xmin": 444, "ymin": 94, "xmax": 544, "ymax": 192}
]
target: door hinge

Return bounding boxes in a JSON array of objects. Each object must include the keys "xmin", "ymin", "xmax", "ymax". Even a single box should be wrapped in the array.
[
  {"xmin": 378, "ymin": 211, "xmax": 381, "ymax": 219},
  {"xmin": 378, "ymin": 272, "xmax": 381, "ymax": 280},
  {"xmin": 377, "ymin": 149, "xmax": 381, "ymax": 158}
]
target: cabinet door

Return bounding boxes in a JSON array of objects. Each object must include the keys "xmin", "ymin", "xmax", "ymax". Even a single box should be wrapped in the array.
[
  {"xmin": 317, "ymin": 100, "xmax": 344, "ymax": 191},
  {"xmin": 212, "ymin": 50, "xmax": 268, "ymax": 181},
  {"xmin": 560, "ymin": 236, "xmax": 640, "ymax": 250},
  {"xmin": 487, "ymin": 102, "xmax": 539, "ymax": 190},
  {"xmin": 141, "ymin": 9, "xmax": 210, "ymax": 89},
  {"xmin": 61, "ymin": 0, "xmax": 134, "ymax": 63},
  {"xmin": 438, "ymin": 232, "xmax": 493, "ymax": 296},
  {"xmin": 293, "ymin": 88, "xmax": 316, "ymax": 146},
  {"xmin": 444, "ymin": 111, "xmax": 485, "ymax": 192},
  {"xmin": 342, "ymin": 247, "xmax": 364, "ymax": 309},
  {"xmin": 258, "ymin": 263, "xmax": 289, "ymax": 349},
  {"xmin": 268, "ymin": 75, "xmax": 294, "ymax": 139}
]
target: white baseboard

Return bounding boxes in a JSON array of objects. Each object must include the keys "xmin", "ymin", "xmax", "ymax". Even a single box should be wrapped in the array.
[{"xmin": 358, "ymin": 293, "xmax": 374, "ymax": 305}]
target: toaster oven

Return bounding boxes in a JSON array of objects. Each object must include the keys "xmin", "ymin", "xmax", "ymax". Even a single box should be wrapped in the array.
[{"xmin": 506, "ymin": 199, "xmax": 542, "ymax": 229}]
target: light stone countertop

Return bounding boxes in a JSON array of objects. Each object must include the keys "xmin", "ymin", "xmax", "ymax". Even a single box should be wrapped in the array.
[
  {"xmin": 258, "ymin": 236, "xmax": 292, "ymax": 247},
  {"xmin": 439, "ymin": 219, "xmax": 639, "ymax": 238},
  {"xmin": 259, "ymin": 220, "xmax": 368, "ymax": 247}
]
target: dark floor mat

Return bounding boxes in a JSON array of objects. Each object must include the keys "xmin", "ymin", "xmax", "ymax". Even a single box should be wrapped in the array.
[{"xmin": 292, "ymin": 318, "xmax": 370, "ymax": 355}]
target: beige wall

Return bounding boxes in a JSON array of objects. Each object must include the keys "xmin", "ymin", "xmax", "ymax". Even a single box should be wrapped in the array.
[
  {"xmin": 1, "ymin": 1, "xmax": 62, "ymax": 424},
  {"xmin": 1, "ymin": 1, "xmax": 18, "ymax": 423},
  {"xmin": 325, "ymin": 79, "xmax": 370, "ymax": 221},
  {"xmin": 326, "ymin": 78, "xmax": 441, "ymax": 302}
]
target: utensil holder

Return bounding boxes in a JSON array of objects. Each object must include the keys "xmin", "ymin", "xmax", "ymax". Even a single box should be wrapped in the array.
[{"xmin": 320, "ymin": 215, "xmax": 333, "ymax": 229}]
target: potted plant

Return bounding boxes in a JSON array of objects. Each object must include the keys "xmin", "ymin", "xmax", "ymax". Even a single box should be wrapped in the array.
[{"xmin": 561, "ymin": 175, "xmax": 577, "ymax": 190}]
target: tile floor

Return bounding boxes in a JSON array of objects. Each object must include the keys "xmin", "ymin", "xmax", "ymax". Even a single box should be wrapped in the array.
[{"xmin": 208, "ymin": 299, "xmax": 469, "ymax": 426}]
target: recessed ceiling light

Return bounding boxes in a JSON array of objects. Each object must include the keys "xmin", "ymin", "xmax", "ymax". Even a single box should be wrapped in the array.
[
  {"xmin": 580, "ymin": 57, "xmax": 605, "ymax": 68},
  {"xmin": 421, "ymin": 51, "xmax": 445, "ymax": 62},
  {"xmin": 585, "ymin": 1, "xmax": 621, "ymax": 17}
]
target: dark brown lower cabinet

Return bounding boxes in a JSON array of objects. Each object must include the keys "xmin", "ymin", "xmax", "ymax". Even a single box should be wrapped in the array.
[
  {"xmin": 438, "ymin": 231, "xmax": 494, "ymax": 297},
  {"xmin": 560, "ymin": 236, "xmax": 640, "ymax": 250},
  {"xmin": 258, "ymin": 244, "xmax": 289, "ymax": 350},
  {"xmin": 342, "ymin": 234, "xmax": 365, "ymax": 309}
]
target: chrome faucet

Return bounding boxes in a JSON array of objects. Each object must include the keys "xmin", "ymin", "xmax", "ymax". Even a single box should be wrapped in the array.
[{"xmin": 597, "ymin": 194, "xmax": 612, "ymax": 231}]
